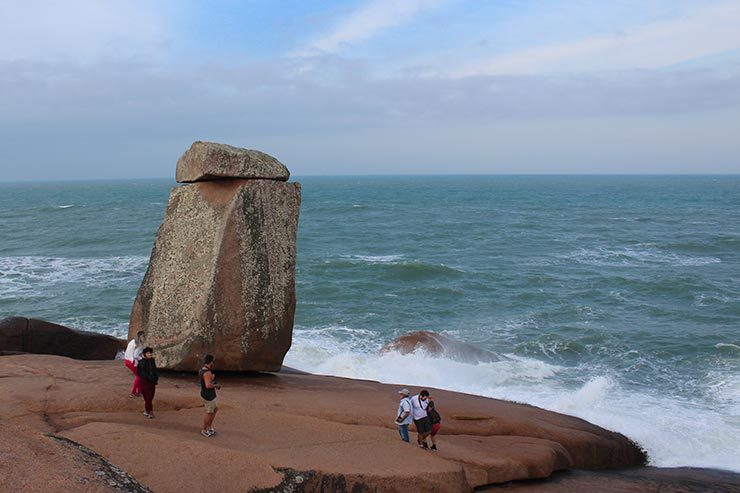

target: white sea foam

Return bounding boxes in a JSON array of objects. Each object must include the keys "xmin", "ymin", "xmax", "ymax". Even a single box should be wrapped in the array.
[
  {"xmin": 59, "ymin": 318, "xmax": 130, "ymax": 339},
  {"xmin": 694, "ymin": 293, "xmax": 738, "ymax": 306},
  {"xmin": 285, "ymin": 329, "xmax": 740, "ymax": 472},
  {"xmin": 563, "ymin": 246, "xmax": 721, "ymax": 267},
  {"xmin": 56, "ymin": 204, "xmax": 75, "ymax": 209},
  {"xmin": 0, "ymin": 255, "xmax": 149, "ymax": 294},
  {"xmin": 716, "ymin": 343, "xmax": 740, "ymax": 351},
  {"xmin": 343, "ymin": 254, "xmax": 406, "ymax": 264}
]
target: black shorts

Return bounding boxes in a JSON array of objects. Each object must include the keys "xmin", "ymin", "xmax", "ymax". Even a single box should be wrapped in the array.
[{"xmin": 413, "ymin": 417, "xmax": 432, "ymax": 435}]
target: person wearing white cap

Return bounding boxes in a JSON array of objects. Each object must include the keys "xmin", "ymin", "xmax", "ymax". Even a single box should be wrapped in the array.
[{"xmin": 395, "ymin": 388, "xmax": 413, "ymax": 442}]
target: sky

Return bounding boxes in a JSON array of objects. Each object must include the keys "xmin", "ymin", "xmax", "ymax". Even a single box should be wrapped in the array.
[{"xmin": 1, "ymin": 0, "xmax": 739, "ymax": 179}]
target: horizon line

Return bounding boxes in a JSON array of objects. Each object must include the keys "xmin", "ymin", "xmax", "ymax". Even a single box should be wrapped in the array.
[{"xmin": 2, "ymin": 172, "xmax": 740, "ymax": 184}]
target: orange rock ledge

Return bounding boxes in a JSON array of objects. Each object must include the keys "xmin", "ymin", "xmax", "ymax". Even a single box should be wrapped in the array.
[{"xmin": 0, "ymin": 354, "xmax": 700, "ymax": 493}]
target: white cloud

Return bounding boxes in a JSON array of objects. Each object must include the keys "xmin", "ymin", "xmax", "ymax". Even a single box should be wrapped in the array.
[
  {"xmin": 453, "ymin": 1, "xmax": 740, "ymax": 76},
  {"xmin": 0, "ymin": 0, "xmax": 168, "ymax": 62},
  {"xmin": 296, "ymin": 0, "xmax": 445, "ymax": 55}
]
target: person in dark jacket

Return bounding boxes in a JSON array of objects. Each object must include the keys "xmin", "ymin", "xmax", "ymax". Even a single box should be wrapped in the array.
[
  {"xmin": 427, "ymin": 396, "xmax": 442, "ymax": 450},
  {"xmin": 136, "ymin": 347, "xmax": 158, "ymax": 418}
]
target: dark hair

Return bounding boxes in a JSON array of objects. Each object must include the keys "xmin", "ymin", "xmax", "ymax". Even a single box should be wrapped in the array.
[
  {"xmin": 142, "ymin": 347, "xmax": 153, "ymax": 354},
  {"xmin": 136, "ymin": 331, "xmax": 145, "ymax": 337},
  {"xmin": 420, "ymin": 389, "xmax": 429, "ymax": 397},
  {"xmin": 204, "ymin": 354, "xmax": 214, "ymax": 364}
]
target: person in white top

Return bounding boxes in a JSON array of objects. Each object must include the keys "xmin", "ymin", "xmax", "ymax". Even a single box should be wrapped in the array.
[
  {"xmin": 395, "ymin": 388, "xmax": 413, "ymax": 442},
  {"xmin": 124, "ymin": 331, "xmax": 145, "ymax": 397},
  {"xmin": 410, "ymin": 389, "xmax": 432, "ymax": 449}
]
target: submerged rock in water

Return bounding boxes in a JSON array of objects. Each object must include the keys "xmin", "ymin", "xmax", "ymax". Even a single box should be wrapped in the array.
[
  {"xmin": 130, "ymin": 143, "xmax": 301, "ymax": 372},
  {"xmin": 176, "ymin": 141, "xmax": 290, "ymax": 183},
  {"xmin": 0, "ymin": 316, "xmax": 125, "ymax": 360},
  {"xmin": 382, "ymin": 330, "xmax": 502, "ymax": 363}
]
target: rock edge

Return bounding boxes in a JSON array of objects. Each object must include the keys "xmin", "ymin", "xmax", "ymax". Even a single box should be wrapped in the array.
[{"xmin": 176, "ymin": 141, "xmax": 290, "ymax": 182}]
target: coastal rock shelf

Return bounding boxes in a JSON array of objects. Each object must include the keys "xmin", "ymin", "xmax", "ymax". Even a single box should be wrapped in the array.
[
  {"xmin": 0, "ymin": 355, "xmax": 651, "ymax": 492},
  {"xmin": 129, "ymin": 142, "xmax": 301, "ymax": 371},
  {"xmin": 0, "ymin": 316, "xmax": 124, "ymax": 359}
]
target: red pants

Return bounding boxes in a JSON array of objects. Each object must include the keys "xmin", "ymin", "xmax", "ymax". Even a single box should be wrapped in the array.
[
  {"xmin": 431, "ymin": 423, "xmax": 441, "ymax": 436},
  {"xmin": 140, "ymin": 380, "xmax": 156, "ymax": 414},
  {"xmin": 124, "ymin": 359, "xmax": 141, "ymax": 395}
]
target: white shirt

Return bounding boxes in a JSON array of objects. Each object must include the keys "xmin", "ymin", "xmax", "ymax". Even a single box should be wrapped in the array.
[
  {"xmin": 124, "ymin": 339, "xmax": 143, "ymax": 362},
  {"xmin": 396, "ymin": 397, "xmax": 413, "ymax": 425},
  {"xmin": 410, "ymin": 394, "xmax": 428, "ymax": 420}
]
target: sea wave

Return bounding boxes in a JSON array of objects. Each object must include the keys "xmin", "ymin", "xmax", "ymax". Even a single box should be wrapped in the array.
[
  {"xmin": 716, "ymin": 343, "xmax": 740, "ymax": 351},
  {"xmin": 0, "ymin": 255, "xmax": 149, "ymax": 294},
  {"xmin": 562, "ymin": 246, "xmax": 721, "ymax": 267},
  {"xmin": 285, "ymin": 328, "xmax": 740, "ymax": 472},
  {"xmin": 324, "ymin": 255, "xmax": 466, "ymax": 279},
  {"xmin": 58, "ymin": 317, "xmax": 130, "ymax": 339},
  {"xmin": 341, "ymin": 254, "xmax": 406, "ymax": 264},
  {"xmin": 694, "ymin": 293, "xmax": 739, "ymax": 306}
]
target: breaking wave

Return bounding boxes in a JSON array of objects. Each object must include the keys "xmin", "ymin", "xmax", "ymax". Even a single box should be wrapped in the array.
[{"xmin": 285, "ymin": 326, "xmax": 740, "ymax": 472}]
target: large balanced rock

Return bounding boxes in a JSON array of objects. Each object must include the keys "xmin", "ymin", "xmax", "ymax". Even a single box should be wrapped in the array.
[
  {"xmin": 0, "ymin": 317, "xmax": 125, "ymax": 359},
  {"xmin": 175, "ymin": 141, "xmax": 290, "ymax": 183},
  {"xmin": 130, "ymin": 143, "xmax": 301, "ymax": 371},
  {"xmin": 382, "ymin": 330, "xmax": 502, "ymax": 363}
]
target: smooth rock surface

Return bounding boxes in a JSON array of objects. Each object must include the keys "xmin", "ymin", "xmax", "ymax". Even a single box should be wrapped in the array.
[
  {"xmin": 482, "ymin": 467, "xmax": 740, "ymax": 492},
  {"xmin": 0, "ymin": 423, "xmax": 151, "ymax": 492},
  {"xmin": 129, "ymin": 179, "xmax": 301, "ymax": 371},
  {"xmin": 176, "ymin": 141, "xmax": 290, "ymax": 182},
  {"xmin": 382, "ymin": 330, "xmax": 502, "ymax": 363},
  {"xmin": 0, "ymin": 317, "xmax": 125, "ymax": 360},
  {"xmin": 0, "ymin": 355, "xmax": 652, "ymax": 492}
]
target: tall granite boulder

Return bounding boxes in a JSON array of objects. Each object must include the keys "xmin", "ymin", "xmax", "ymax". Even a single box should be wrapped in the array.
[{"xmin": 129, "ymin": 142, "xmax": 301, "ymax": 371}]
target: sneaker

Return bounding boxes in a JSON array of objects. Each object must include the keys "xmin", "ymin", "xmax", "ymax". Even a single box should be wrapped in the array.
[
  {"xmin": 208, "ymin": 428, "xmax": 217, "ymax": 435},
  {"xmin": 130, "ymin": 393, "xmax": 137, "ymax": 398},
  {"xmin": 430, "ymin": 444, "xmax": 437, "ymax": 451},
  {"xmin": 201, "ymin": 429, "xmax": 215, "ymax": 438},
  {"xmin": 420, "ymin": 442, "xmax": 429, "ymax": 449},
  {"xmin": 143, "ymin": 412, "xmax": 154, "ymax": 419}
]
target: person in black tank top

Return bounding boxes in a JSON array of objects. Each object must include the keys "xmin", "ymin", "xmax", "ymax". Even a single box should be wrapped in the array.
[
  {"xmin": 199, "ymin": 354, "xmax": 220, "ymax": 437},
  {"xmin": 199, "ymin": 368, "xmax": 217, "ymax": 401}
]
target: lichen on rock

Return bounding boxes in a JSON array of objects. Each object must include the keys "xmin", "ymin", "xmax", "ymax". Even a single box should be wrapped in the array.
[{"xmin": 129, "ymin": 143, "xmax": 300, "ymax": 371}]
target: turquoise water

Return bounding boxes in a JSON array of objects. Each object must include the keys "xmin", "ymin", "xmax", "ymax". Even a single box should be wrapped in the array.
[{"xmin": 1, "ymin": 175, "xmax": 739, "ymax": 470}]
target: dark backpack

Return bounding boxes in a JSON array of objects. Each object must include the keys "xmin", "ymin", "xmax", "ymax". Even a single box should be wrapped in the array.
[{"xmin": 428, "ymin": 402, "xmax": 441, "ymax": 424}]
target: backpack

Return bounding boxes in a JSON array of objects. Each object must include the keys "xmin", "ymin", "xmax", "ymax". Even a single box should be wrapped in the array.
[{"xmin": 428, "ymin": 402, "xmax": 441, "ymax": 424}]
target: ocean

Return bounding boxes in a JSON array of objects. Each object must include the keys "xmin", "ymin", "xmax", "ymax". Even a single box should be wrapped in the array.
[{"xmin": 1, "ymin": 175, "xmax": 738, "ymax": 471}]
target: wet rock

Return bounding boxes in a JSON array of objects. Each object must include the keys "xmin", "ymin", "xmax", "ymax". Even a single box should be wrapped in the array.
[
  {"xmin": 480, "ymin": 467, "xmax": 740, "ymax": 492},
  {"xmin": 0, "ymin": 317, "xmax": 125, "ymax": 360},
  {"xmin": 382, "ymin": 330, "xmax": 502, "ymax": 363}
]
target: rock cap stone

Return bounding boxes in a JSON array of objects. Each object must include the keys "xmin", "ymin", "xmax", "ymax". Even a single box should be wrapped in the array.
[{"xmin": 176, "ymin": 141, "xmax": 290, "ymax": 183}]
